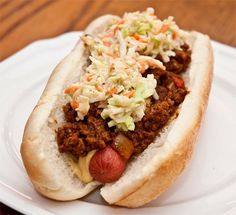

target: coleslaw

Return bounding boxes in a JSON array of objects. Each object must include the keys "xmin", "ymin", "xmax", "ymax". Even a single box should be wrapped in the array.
[{"xmin": 64, "ymin": 8, "xmax": 187, "ymax": 131}]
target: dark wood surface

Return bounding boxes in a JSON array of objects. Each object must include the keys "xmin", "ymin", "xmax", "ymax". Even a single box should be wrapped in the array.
[
  {"xmin": 0, "ymin": 0, "xmax": 235, "ymax": 214},
  {"xmin": 0, "ymin": 0, "xmax": 236, "ymax": 61}
]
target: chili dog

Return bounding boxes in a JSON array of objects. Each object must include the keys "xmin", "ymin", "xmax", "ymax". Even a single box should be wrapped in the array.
[{"xmin": 21, "ymin": 8, "xmax": 213, "ymax": 207}]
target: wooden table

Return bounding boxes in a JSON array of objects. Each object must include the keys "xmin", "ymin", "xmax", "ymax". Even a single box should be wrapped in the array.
[
  {"xmin": 0, "ymin": 0, "xmax": 235, "ymax": 213},
  {"xmin": 0, "ymin": 0, "xmax": 236, "ymax": 61}
]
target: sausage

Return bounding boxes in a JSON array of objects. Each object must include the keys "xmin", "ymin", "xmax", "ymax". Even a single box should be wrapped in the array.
[{"xmin": 89, "ymin": 146, "xmax": 126, "ymax": 183}]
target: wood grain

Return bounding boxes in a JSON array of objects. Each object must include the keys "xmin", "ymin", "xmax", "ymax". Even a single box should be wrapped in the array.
[
  {"xmin": 0, "ymin": 0, "xmax": 235, "ymax": 214},
  {"xmin": 0, "ymin": 0, "xmax": 236, "ymax": 61}
]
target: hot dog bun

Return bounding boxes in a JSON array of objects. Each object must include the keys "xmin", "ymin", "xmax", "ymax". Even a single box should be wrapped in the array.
[{"xmin": 21, "ymin": 14, "xmax": 213, "ymax": 206}]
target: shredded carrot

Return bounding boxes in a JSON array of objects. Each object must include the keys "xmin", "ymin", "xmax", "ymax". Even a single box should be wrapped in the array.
[
  {"xmin": 113, "ymin": 53, "xmax": 119, "ymax": 58},
  {"xmin": 70, "ymin": 101, "xmax": 79, "ymax": 110},
  {"xmin": 107, "ymin": 88, "xmax": 118, "ymax": 96},
  {"xmin": 139, "ymin": 62, "xmax": 147, "ymax": 74},
  {"xmin": 107, "ymin": 52, "xmax": 118, "ymax": 59},
  {"xmin": 86, "ymin": 74, "xmax": 93, "ymax": 81},
  {"xmin": 114, "ymin": 25, "xmax": 121, "ymax": 33},
  {"xmin": 132, "ymin": 33, "xmax": 148, "ymax": 43},
  {"xmin": 125, "ymin": 66, "xmax": 130, "ymax": 72},
  {"xmin": 112, "ymin": 20, "xmax": 124, "ymax": 33},
  {"xmin": 109, "ymin": 63, "xmax": 114, "ymax": 69},
  {"xmin": 117, "ymin": 20, "xmax": 125, "ymax": 25},
  {"xmin": 64, "ymin": 86, "xmax": 80, "ymax": 95},
  {"xmin": 160, "ymin": 24, "xmax": 169, "ymax": 33},
  {"xmin": 172, "ymin": 31, "xmax": 178, "ymax": 40},
  {"xmin": 103, "ymin": 41, "xmax": 112, "ymax": 47},
  {"xmin": 123, "ymin": 90, "xmax": 135, "ymax": 98},
  {"xmin": 96, "ymin": 85, "xmax": 103, "ymax": 91}
]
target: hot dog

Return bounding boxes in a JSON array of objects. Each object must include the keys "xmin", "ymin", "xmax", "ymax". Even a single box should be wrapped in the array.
[
  {"xmin": 89, "ymin": 146, "xmax": 127, "ymax": 183},
  {"xmin": 21, "ymin": 8, "xmax": 213, "ymax": 207}
]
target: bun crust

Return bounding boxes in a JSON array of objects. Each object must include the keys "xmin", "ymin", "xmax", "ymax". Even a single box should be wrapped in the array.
[{"xmin": 21, "ymin": 13, "xmax": 213, "ymax": 207}]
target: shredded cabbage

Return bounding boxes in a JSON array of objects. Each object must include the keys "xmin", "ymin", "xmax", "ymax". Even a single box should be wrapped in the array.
[{"xmin": 64, "ymin": 8, "xmax": 187, "ymax": 131}]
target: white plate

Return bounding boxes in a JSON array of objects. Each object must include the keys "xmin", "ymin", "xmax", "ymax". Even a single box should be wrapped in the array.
[{"xmin": 0, "ymin": 32, "xmax": 236, "ymax": 215}]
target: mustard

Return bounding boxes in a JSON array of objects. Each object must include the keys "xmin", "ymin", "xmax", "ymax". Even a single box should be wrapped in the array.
[{"xmin": 68, "ymin": 150, "xmax": 96, "ymax": 183}]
